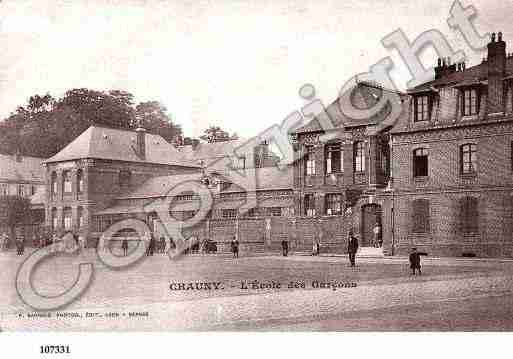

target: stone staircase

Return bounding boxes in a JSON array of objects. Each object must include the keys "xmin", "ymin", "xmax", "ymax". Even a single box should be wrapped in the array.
[{"xmin": 357, "ymin": 247, "xmax": 384, "ymax": 257}]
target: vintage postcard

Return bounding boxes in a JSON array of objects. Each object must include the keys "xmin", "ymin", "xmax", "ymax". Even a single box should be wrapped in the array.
[{"xmin": 0, "ymin": 0, "xmax": 513, "ymax": 339}]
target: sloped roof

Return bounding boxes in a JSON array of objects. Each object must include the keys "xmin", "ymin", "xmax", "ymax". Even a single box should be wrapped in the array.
[
  {"xmin": 409, "ymin": 56, "xmax": 513, "ymax": 92},
  {"xmin": 293, "ymin": 83, "xmax": 406, "ymax": 134},
  {"xmin": 177, "ymin": 139, "xmax": 247, "ymax": 162},
  {"xmin": 116, "ymin": 166, "xmax": 293, "ymax": 200},
  {"xmin": 0, "ymin": 154, "xmax": 45, "ymax": 183},
  {"xmin": 44, "ymin": 126, "xmax": 200, "ymax": 168}
]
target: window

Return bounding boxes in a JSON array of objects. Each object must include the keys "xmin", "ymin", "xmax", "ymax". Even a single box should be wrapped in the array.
[
  {"xmin": 77, "ymin": 169, "xmax": 84, "ymax": 193},
  {"xmin": 326, "ymin": 144, "xmax": 343, "ymax": 174},
  {"xmin": 119, "ymin": 169, "xmax": 131, "ymax": 187},
  {"xmin": 222, "ymin": 209, "xmax": 237, "ymax": 219},
  {"xmin": 304, "ymin": 194, "xmax": 316, "ymax": 217},
  {"xmin": 51, "ymin": 208, "xmax": 58, "ymax": 230},
  {"xmin": 236, "ymin": 156, "xmax": 246, "ymax": 169},
  {"xmin": 182, "ymin": 211, "xmax": 196, "ymax": 220},
  {"xmin": 266, "ymin": 207, "xmax": 282, "ymax": 217},
  {"xmin": 77, "ymin": 206, "xmax": 84, "ymax": 227},
  {"xmin": 63, "ymin": 207, "xmax": 72, "ymax": 230},
  {"xmin": 462, "ymin": 88, "xmax": 479, "ymax": 116},
  {"xmin": 325, "ymin": 194, "xmax": 343, "ymax": 215},
  {"xmin": 459, "ymin": 197, "xmax": 478, "ymax": 234},
  {"xmin": 413, "ymin": 148, "xmax": 429, "ymax": 178},
  {"xmin": 412, "ymin": 199, "xmax": 430, "ymax": 233},
  {"xmin": 18, "ymin": 184, "xmax": 24, "ymax": 197},
  {"xmin": 63, "ymin": 171, "xmax": 72, "ymax": 193},
  {"xmin": 0, "ymin": 183, "xmax": 7, "ymax": 196},
  {"xmin": 414, "ymin": 95, "xmax": 430, "ymax": 122},
  {"xmin": 354, "ymin": 141, "xmax": 365, "ymax": 172},
  {"xmin": 51, "ymin": 172, "xmax": 57, "ymax": 196},
  {"xmin": 305, "ymin": 146, "xmax": 316, "ymax": 175},
  {"xmin": 246, "ymin": 208, "xmax": 258, "ymax": 217},
  {"xmin": 461, "ymin": 144, "xmax": 477, "ymax": 174},
  {"xmin": 31, "ymin": 185, "xmax": 36, "ymax": 196}
]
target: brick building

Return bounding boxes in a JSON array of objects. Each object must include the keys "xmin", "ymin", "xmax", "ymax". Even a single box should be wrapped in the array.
[
  {"xmin": 290, "ymin": 33, "xmax": 513, "ymax": 258},
  {"xmin": 387, "ymin": 32, "xmax": 513, "ymax": 257}
]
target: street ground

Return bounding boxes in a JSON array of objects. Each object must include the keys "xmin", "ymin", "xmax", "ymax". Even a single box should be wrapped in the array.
[{"xmin": 1, "ymin": 248, "xmax": 513, "ymax": 331}]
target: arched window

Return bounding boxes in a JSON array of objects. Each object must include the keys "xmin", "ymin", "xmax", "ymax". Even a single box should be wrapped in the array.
[
  {"xmin": 354, "ymin": 141, "xmax": 365, "ymax": 172},
  {"xmin": 77, "ymin": 169, "xmax": 84, "ymax": 194},
  {"xmin": 460, "ymin": 143, "xmax": 476, "ymax": 174},
  {"xmin": 63, "ymin": 171, "xmax": 72, "ymax": 193},
  {"xmin": 51, "ymin": 172, "xmax": 57, "ymax": 196},
  {"xmin": 459, "ymin": 197, "xmax": 478, "ymax": 234},
  {"xmin": 412, "ymin": 199, "xmax": 430, "ymax": 233},
  {"xmin": 413, "ymin": 148, "xmax": 429, "ymax": 177},
  {"xmin": 51, "ymin": 208, "xmax": 58, "ymax": 230}
]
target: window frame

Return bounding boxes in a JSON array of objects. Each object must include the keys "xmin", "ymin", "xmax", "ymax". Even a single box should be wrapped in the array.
[
  {"xmin": 461, "ymin": 88, "xmax": 479, "ymax": 116},
  {"xmin": 325, "ymin": 193, "xmax": 343, "ymax": 215},
  {"xmin": 413, "ymin": 148, "xmax": 429, "ymax": 178},
  {"xmin": 62, "ymin": 171, "xmax": 72, "ymax": 194},
  {"xmin": 414, "ymin": 95, "xmax": 431, "ymax": 122},
  {"xmin": 305, "ymin": 146, "xmax": 316, "ymax": 176},
  {"xmin": 304, "ymin": 194, "xmax": 316, "ymax": 217},
  {"xmin": 221, "ymin": 208, "xmax": 237, "ymax": 219},
  {"xmin": 325, "ymin": 143, "xmax": 343, "ymax": 174},
  {"xmin": 460, "ymin": 143, "xmax": 477, "ymax": 175},
  {"xmin": 77, "ymin": 169, "xmax": 84, "ymax": 194},
  {"xmin": 63, "ymin": 207, "xmax": 72, "ymax": 230},
  {"xmin": 353, "ymin": 141, "xmax": 366, "ymax": 173}
]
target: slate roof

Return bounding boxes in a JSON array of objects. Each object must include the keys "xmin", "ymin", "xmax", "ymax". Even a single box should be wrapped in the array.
[
  {"xmin": 409, "ymin": 56, "xmax": 513, "ymax": 92},
  {"xmin": 178, "ymin": 139, "xmax": 247, "ymax": 162},
  {"xmin": 44, "ymin": 126, "xmax": 200, "ymax": 168},
  {"xmin": 292, "ymin": 82, "xmax": 407, "ymax": 134},
  {"xmin": 115, "ymin": 166, "xmax": 293, "ymax": 200},
  {"xmin": 0, "ymin": 154, "xmax": 45, "ymax": 183}
]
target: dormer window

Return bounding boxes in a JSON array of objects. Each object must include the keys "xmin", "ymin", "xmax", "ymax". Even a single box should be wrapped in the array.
[
  {"xmin": 414, "ymin": 95, "xmax": 430, "ymax": 122},
  {"xmin": 461, "ymin": 88, "xmax": 479, "ymax": 116}
]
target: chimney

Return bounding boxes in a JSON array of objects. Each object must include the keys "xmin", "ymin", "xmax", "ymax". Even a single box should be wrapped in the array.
[
  {"xmin": 135, "ymin": 126, "xmax": 146, "ymax": 160},
  {"xmin": 487, "ymin": 31, "xmax": 506, "ymax": 114},
  {"xmin": 434, "ymin": 58, "xmax": 443, "ymax": 79}
]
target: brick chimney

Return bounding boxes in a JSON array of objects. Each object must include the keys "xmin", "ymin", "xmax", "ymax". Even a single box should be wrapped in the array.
[
  {"xmin": 487, "ymin": 32, "xmax": 507, "ymax": 114},
  {"xmin": 135, "ymin": 126, "xmax": 146, "ymax": 160}
]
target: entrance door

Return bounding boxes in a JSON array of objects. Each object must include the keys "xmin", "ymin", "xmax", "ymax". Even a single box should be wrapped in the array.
[{"xmin": 361, "ymin": 204, "xmax": 382, "ymax": 247}]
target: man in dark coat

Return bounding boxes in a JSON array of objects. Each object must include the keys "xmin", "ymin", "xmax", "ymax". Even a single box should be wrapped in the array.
[
  {"xmin": 409, "ymin": 247, "xmax": 422, "ymax": 275},
  {"xmin": 231, "ymin": 237, "xmax": 239, "ymax": 258},
  {"xmin": 347, "ymin": 231, "xmax": 358, "ymax": 267},
  {"xmin": 281, "ymin": 239, "xmax": 288, "ymax": 257},
  {"xmin": 122, "ymin": 238, "xmax": 129, "ymax": 257}
]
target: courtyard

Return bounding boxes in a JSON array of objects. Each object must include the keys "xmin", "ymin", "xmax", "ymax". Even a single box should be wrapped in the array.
[{"xmin": 1, "ymin": 249, "xmax": 513, "ymax": 331}]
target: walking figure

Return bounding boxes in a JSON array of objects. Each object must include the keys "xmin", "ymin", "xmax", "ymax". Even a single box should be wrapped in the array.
[
  {"xmin": 15, "ymin": 227, "xmax": 25, "ymax": 256},
  {"xmin": 347, "ymin": 231, "xmax": 358, "ymax": 267},
  {"xmin": 281, "ymin": 239, "xmax": 288, "ymax": 257},
  {"xmin": 122, "ymin": 238, "xmax": 129, "ymax": 257},
  {"xmin": 409, "ymin": 247, "xmax": 423, "ymax": 275},
  {"xmin": 231, "ymin": 236, "xmax": 239, "ymax": 258}
]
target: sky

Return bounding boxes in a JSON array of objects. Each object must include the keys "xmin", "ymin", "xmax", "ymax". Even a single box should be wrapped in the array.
[{"xmin": 0, "ymin": 0, "xmax": 511, "ymax": 139}]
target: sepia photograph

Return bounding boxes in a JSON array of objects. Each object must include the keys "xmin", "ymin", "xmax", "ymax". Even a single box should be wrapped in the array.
[{"xmin": 0, "ymin": 1, "xmax": 513, "ymax": 352}]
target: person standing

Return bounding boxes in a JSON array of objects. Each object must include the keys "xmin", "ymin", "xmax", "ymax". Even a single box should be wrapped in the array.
[
  {"xmin": 347, "ymin": 231, "xmax": 358, "ymax": 267},
  {"xmin": 231, "ymin": 236, "xmax": 239, "ymax": 258},
  {"xmin": 409, "ymin": 247, "xmax": 422, "ymax": 275},
  {"xmin": 281, "ymin": 239, "xmax": 288, "ymax": 257},
  {"xmin": 373, "ymin": 222, "xmax": 381, "ymax": 248}
]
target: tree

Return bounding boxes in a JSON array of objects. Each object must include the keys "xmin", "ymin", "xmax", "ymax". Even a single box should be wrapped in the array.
[
  {"xmin": 199, "ymin": 125, "xmax": 233, "ymax": 143},
  {"xmin": 0, "ymin": 195, "xmax": 31, "ymax": 241},
  {"xmin": 135, "ymin": 101, "xmax": 182, "ymax": 144}
]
